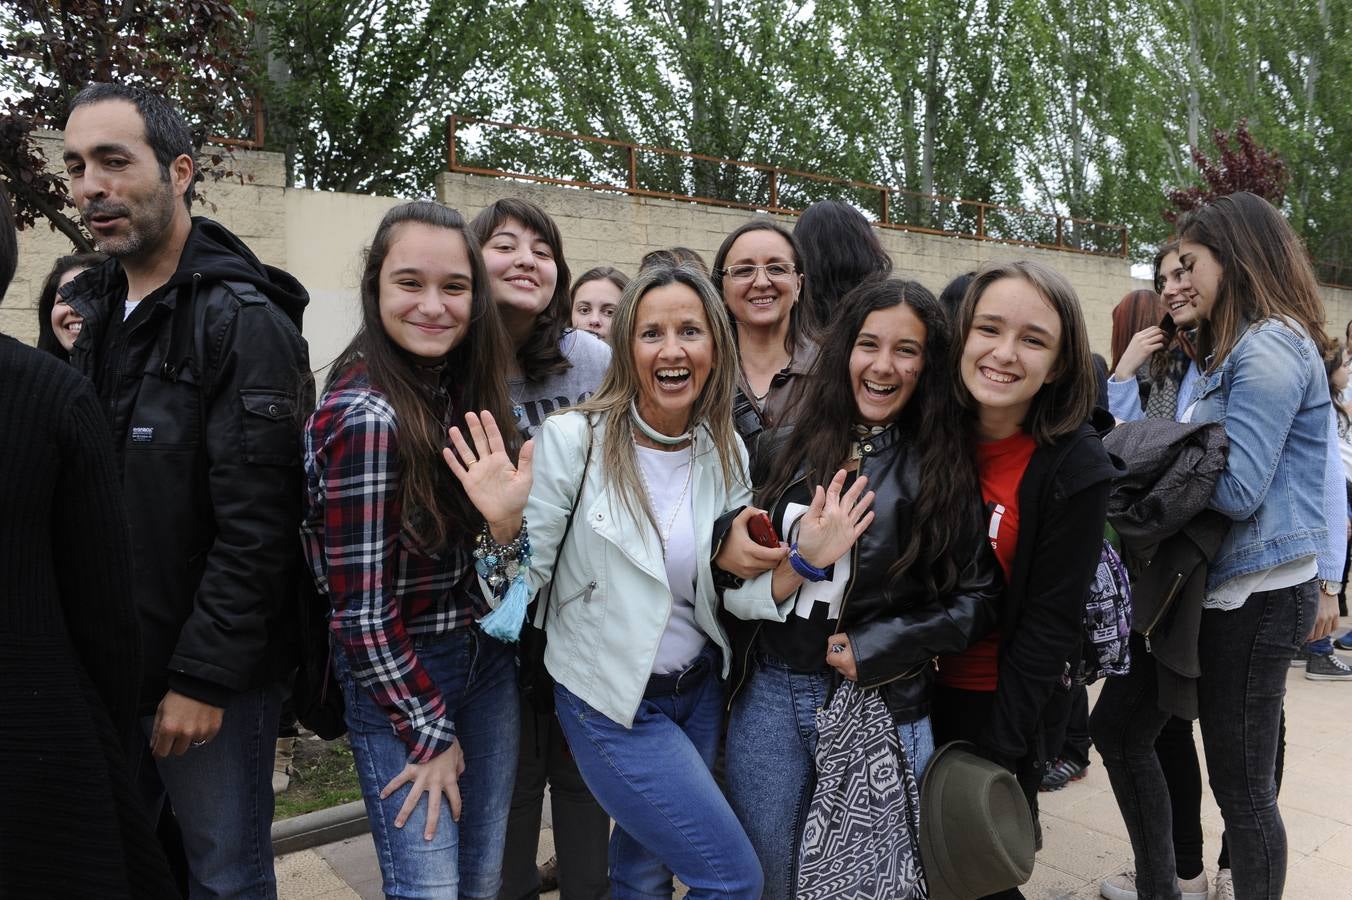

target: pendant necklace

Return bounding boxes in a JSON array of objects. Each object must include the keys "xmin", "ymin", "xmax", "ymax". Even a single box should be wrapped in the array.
[{"xmin": 636, "ymin": 443, "xmax": 694, "ymax": 553}]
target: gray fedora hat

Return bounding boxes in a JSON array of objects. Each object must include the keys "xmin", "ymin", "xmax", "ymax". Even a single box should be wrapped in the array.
[{"xmin": 918, "ymin": 741, "xmax": 1036, "ymax": 900}]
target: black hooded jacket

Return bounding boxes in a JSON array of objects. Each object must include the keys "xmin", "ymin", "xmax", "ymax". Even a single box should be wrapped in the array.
[
  {"xmin": 977, "ymin": 411, "xmax": 1122, "ymax": 766},
  {"xmin": 65, "ymin": 218, "xmax": 312, "ymax": 712}
]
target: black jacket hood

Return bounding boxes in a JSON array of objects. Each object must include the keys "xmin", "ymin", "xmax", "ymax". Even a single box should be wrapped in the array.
[{"xmin": 167, "ymin": 218, "xmax": 308, "ymax": 329}]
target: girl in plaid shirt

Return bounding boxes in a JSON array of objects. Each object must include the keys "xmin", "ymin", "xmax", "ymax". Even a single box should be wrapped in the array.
[{"xmin": 301, "ymin": 201, "xmax": 522, "ymax": 898}]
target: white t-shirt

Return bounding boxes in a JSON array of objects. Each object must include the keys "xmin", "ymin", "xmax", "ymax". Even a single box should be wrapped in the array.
[{"xmin": 637, "ymin": 444, "xmax": 706, "ymax": 674}]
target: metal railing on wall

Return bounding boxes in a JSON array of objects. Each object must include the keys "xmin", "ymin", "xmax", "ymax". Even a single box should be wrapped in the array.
[
  {"xmin": 445, "ymin": 115, "xmax": 1131, "ymax": 259},
  {"xmin": 1315, "ymin": 259, "xmax": 1350, "ymax": 292}
]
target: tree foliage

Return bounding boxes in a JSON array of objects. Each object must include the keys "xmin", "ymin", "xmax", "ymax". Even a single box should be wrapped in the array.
[
  {"xmin": 1164, "ymin": 121, "xmax": 1289, "ymax": 223},
  {"xmin": 4, "ymin": 1, "xmax": 1349, "ymax": 275},
  {"xmin": 0, "ymin": 0, "xmax": 258, "ymax": 250},
  {"xmin": 249, "ymin": 0, "xmax": 504, "ymax": 195}
]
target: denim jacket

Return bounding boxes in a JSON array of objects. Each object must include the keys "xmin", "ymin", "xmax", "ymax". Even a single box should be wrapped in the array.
[{"xmin": 1187, "ymin": 318, "xmax": 1330, "ymax": 589}]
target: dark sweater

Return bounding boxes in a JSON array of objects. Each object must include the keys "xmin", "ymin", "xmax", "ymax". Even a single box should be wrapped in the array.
[
  {"xmin": 0, "ymin": 335, "xmax": 175, "ymax": 898},
  {"xmin": 980, "ymin": 417, "xmax": 1122, "ymax": 766}
]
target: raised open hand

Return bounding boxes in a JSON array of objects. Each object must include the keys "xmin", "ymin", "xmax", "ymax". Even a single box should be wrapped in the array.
[
  {"xmin": 442, "ymin": 411, "xmax": 534, "ymax": 541},
  {"xmin": 794, "ymin": 469, "xmax": 875, "ymax": 568}
]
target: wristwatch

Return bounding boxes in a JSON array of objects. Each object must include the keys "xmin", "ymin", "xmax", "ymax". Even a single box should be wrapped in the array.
[{"xmin": 1320, "ymin": 579, "xmax": 1340, "ymax": 595}]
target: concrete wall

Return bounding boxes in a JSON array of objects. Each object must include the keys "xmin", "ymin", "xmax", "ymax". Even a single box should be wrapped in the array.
[
  {"xmin": 9, "ymin": 130, "xmax": 1351, "ymax": 365},
  {"xmin": 5, "ymin": 131, "xmax": 396, "ymax": 380}
]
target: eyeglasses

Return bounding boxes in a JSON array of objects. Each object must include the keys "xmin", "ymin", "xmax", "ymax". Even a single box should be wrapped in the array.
[{"xmin": 720, "ymin": 263, "xmax": 797, "ymax": 282}]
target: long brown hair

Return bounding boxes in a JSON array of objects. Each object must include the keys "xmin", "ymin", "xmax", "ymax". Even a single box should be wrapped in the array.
[
  {"xmin": 573, "ymin": 264, "xmax": 744, "ymax": 530},
  {"xmin": 951, "ymin": 260, "xmax": 1098, "ymax": 446},
  {"xmin": 1109, "ymin": 290, "xmax": 1165, "ymax": 371},
  {"xmin": 328, "ymin": 201, "xmax": 517, "ymax": 552},
  {"xmin": 1177, "ymin": 192, "xmax": 1331, "ymax": 372},
  {"xmin": 1327, "ymin": 345, "xmax": 1349, "ymax": 433},
  {"xmin": 760, "ymin": 278, "xmax": 980, "ymax": 595},
  {"xmin": 469, "ymin": 197, "xmax": 573, "ymax": 382}
]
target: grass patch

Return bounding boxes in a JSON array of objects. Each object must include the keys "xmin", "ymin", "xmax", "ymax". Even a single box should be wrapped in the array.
[{"xmin": 273, "ymin": 735, "xmax": 364, "ymax": 821}]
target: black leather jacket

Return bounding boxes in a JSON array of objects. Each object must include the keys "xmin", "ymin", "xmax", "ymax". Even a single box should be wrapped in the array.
[
  {"xmin": 722, "ymin": 422, "xmax": 1003, "ymax": 723},
  {"xmin": 65, "ymin": 219, "xmax": 312, "ymax": 712}
]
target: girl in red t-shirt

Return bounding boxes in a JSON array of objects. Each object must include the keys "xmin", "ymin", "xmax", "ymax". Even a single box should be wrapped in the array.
[{"xmin": 932, "ymin": 260, "xmax": 1117, "ymax": 899}]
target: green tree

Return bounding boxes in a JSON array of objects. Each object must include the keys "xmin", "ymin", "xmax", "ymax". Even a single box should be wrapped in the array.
[
  {"xmin": 250, "ymin": 0, "xmax": 504, "ymax": 195},
  {"xmin": 803, "ymin": 0, "xmax": 1026, "ymax": 229},
  {"xmin": 473, "ymin": 0, "xmax": 829, "ymax": 205}
]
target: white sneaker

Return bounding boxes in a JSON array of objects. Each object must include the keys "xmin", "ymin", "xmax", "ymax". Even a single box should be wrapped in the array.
[
  {"xmin": 1099, "ymin": 871, "xmax": 1209, "ymax": 900},
  {"xmin": 1100, "ymin": 872, "xmax": 1138, "ymax": 900},
  {"xmin": 1214, "ymin": 868, "xmax": 1235, "ymax": 900},
  {"xmin": 1178, "ymin": 871, "xmax": 1208, "ymax": 900}
]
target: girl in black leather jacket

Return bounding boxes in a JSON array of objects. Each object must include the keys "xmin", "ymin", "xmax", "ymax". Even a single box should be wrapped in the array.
[{"xmin": 715, "ymin": 278, "xmax": 1002, "ymax": 900}]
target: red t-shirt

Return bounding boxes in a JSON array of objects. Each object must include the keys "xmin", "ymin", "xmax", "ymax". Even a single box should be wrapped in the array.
[{"xmin": 937, "ymin": 430, "xmax": 1037, "ymax": 691}]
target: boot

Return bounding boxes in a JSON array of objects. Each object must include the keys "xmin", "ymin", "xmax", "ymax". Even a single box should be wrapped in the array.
[{"xmin": 273, "ymin": 736, "xmax": 296, "ymax": 794}]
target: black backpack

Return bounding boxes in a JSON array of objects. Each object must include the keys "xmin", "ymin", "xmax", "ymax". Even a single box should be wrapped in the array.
[
  {"xmin": 290, "ymin": 570, "xmax": 346, "ymax": 739},
  {"xmin": 161, "ymin": 281, "xmax": 344, "ymax": 737}
]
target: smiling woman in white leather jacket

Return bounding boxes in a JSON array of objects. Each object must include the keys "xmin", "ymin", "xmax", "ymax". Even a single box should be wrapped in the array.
[{"xmin": 446, "ymin": 263, "xmax": 873, "ymax": 899}]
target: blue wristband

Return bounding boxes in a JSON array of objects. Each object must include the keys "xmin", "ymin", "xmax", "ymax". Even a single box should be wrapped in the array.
[{"xmin": 789, "ymin": 542, "xmax": 830, "ymax": 582}]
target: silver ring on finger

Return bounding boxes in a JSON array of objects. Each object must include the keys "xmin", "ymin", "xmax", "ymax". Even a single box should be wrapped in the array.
[{"xmin": 191, "ymin": 739, "xmax": 207, "ymax": 747}]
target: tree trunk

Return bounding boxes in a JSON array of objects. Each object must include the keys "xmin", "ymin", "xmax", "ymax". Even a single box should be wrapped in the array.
[
  {"xmin": 1183, "ymin": 0, "xmax": 1200, "ymax": 149},
  {"xmin": 921, "ymin": 24, "xmax": 941, "ymax": 228}
]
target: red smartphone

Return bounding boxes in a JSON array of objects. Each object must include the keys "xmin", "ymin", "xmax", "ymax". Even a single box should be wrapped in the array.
[{"xmin": 747, "ymin": 512, "xmax": 780, "ymax": 548}]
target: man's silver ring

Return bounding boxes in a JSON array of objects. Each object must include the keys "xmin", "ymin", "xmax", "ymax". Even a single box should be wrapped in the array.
[
  {"xmin": 191, "ymin": 739, "xmax": 207, "ymax": 747},
  {"xmin": 830, "ymin": 643, "xmax": 846, "ymax": 654}
]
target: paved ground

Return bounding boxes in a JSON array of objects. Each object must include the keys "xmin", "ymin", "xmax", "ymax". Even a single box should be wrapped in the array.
[{"xmin": 277, "ymin": 617, "xmax": 1352, "ymax": 900}]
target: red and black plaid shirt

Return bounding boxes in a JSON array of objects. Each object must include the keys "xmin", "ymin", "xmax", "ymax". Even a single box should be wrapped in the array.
[{"xmin": 301, "ymin": 365, "xmax": 484, "ymax": 763}]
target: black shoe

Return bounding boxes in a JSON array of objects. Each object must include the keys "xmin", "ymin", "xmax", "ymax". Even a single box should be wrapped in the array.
[
  {"xmin": 1334, "ymin": 632, "xmax": 1352, "ymax": 652},
  {"xmin": 1306, "ymin": 652, "xmax": 1352, "ymax": 681},
  {"xmin": 1039, "ymin": 756, "xmax": 1089, "ymax": 791},
  {"xmin": 537, "ymin": 855, "xmax": 559, "ymax": 893}
]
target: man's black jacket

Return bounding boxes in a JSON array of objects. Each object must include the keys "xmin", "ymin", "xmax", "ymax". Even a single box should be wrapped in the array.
[{"xmin": 66, "ymin": 218, "xmax": 312, "ymax": 712}]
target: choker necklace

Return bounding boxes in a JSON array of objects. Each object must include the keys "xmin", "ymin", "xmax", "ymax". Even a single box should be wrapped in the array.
[{"xmin": 630, "ymin": 400, "xmax": 691, "ymax": 445}]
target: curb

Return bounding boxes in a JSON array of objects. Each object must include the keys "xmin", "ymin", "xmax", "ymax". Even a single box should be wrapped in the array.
[{"xmin": 272, "ymin": 800, "xmax": 369, "ymax": 856}]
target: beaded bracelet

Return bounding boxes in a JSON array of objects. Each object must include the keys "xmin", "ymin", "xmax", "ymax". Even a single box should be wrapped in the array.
[
  {"xmin": 788, "ymin": 542, "xmax": 830, "ymax": 582},
  {"xmin": 475, "ymin": 520, "xmax": 534, "ymax": 642},
  {"xmin": 473, "ymin": 519, "xmax": 532, "ymax": 588}
]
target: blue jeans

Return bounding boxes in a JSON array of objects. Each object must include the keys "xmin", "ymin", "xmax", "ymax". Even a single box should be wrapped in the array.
[
  {"xmin": 725, "ymin": 655, "xmax": 934, "ymax": 900},
  {"xmin": 337, "ymin": 627, "xmax": 520, "ymax": 900},
  {"xmin": 131, "ymin": 683, "xmax": 283, "ymax": 900},
  {"xmin": 553, "ymin": 647, "xmax": 761, "ymax": 899}
]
